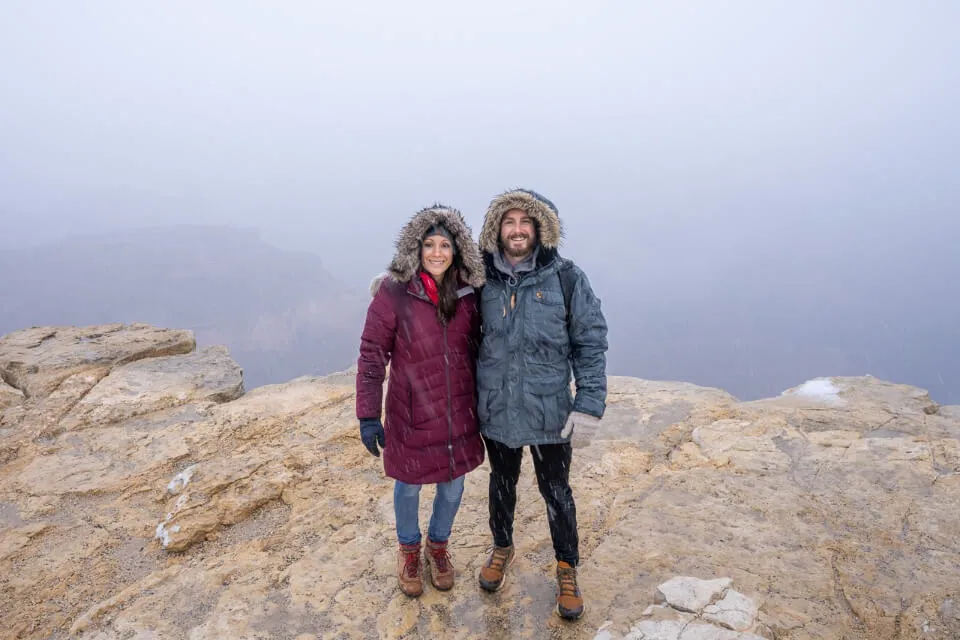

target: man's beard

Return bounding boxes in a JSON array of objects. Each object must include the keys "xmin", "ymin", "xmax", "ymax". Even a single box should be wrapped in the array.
[{"xmin": 503, "ymin": 234, "xmax": 534, "ymax": 259}]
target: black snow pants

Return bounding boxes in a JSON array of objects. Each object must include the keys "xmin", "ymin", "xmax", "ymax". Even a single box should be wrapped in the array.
[{"xmin": 483, "ymin": 435, "xmax": 579, "ymax": 566}]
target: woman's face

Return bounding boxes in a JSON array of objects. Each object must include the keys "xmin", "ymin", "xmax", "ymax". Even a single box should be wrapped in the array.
[{"xmin": 421, "ymin": 234, "xmax": 454, "ymax": 280}]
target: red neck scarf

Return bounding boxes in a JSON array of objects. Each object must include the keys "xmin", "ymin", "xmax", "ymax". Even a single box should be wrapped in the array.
[{"xmin": 419, "ymin": 271, "xmax": 439, "ymax": 305}]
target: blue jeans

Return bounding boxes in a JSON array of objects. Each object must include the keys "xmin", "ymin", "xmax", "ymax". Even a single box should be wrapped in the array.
[{"xmin": 394, "ymin": 476, "xmax": 465, "ymax": 546}]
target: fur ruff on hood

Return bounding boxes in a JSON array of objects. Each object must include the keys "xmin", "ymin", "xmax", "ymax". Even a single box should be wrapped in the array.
[
  {"xmin": 384, "ymin": 204, "xmax": 485, "ymax": 290},
  {"xmin": 369, "ymin": 273, "xmax": 389, "ymax": 298},
  {"xmin": 478, "ymin": 189, "xmax": 563, "ymax": 254}
]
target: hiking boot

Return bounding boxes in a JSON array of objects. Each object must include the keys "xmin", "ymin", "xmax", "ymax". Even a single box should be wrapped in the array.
[
  {"xmin": 555, "ymin": 561, "xmax": 584, "ymax": 620},
  {"xmin": 424, "ymin": 538, "xmax": 455, "ymax": 590},
  {"xmin": 478, "ymin": 545, "xmax": 515, "ymax": 592},
  {"xmin": 397, "ymin": 543, "xmax": 423, "ymax": 597}
]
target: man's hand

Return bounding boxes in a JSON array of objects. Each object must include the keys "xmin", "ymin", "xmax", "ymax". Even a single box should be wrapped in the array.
[
  {"xmin": 359, "ymin": 418, "xmax": 386, "ymax": 456},
  {"xmin": 561, "ymin": 411, "xmax": 601, "ymax": 438}
]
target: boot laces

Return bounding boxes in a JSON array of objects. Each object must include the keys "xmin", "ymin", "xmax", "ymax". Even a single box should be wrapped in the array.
[
  {"xmin": 487, "ymin": 547, "xmax": 511, "ymax": 571},
  {"xmin": 558, "ymin": 565, "xmax": 579, "ymax": 597},
  {"xmin": 402, "ymin": 548, "xmax": 420, "ymax": 578},
  {"xmin": 430, "ymin": 545, "xmax": 451, "ymax": 573}
]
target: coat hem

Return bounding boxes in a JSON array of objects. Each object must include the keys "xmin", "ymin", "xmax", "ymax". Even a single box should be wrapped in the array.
[
  {"xmin": 479, "ymin": 428, "xmax": 570, "ymax": 449},
  {"xmin": 385, "ymin": 457, "xmax": 484, "ymax": 486}
]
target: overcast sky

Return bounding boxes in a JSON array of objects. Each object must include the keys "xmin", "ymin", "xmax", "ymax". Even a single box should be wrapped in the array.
[{"xmin": 1, "ymin": 2, "xmax": 958, "ymax": 399}]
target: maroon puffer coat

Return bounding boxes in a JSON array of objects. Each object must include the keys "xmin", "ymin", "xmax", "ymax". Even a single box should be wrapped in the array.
[
  {"xmin": 356, "ymin": 277, "xmax": 484, "ymax": 484},
  {"xmin": 355, "ymin": 205, "xmax": 486, "ymax": 485}
]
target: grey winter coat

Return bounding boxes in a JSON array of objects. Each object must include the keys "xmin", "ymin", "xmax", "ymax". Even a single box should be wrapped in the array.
[{"xmin": 476, "ymin": 189, "xmax": 608, "ymax": 448}]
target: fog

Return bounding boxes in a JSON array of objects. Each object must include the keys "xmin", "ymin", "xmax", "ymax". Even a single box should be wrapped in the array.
[{"xmin": 2, "ymin": 2, "xmax": 958, "ymax": 402}]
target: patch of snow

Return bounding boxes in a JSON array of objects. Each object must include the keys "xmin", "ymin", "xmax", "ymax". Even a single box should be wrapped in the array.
[
  {"xmin": 783, "ymin": 378, "xmax": 842, "ymax": 403},
  {"xmin": 155, "ymin": 521, "xmax": 172, "ymax": 548},
  {"xmin": 154, "ymin": 516, "xmax": 182, "ymax": 548},
  {"xmin": 167, "ymin": 464, "xmax": 197, "ymax": 494},
  {"xmin": 154, "ymin": 494, "xmax": 187, "ymax": 550}
]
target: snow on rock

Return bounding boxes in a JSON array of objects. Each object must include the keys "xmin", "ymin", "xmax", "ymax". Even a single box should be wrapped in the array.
[
  {"xmin": 782, "ymin": 377, "xmax": 842, "ymax": 403},
  {"xmin": 166, "ymin": 465, "xmax": 197, "ymax": 494},
  {"xmin": 155, "ymin": 478, "xmax": 193, "ymax": 548},
  {"xmin": 154, "ymin": 520, "xmax": 180, "ymax": 549}
]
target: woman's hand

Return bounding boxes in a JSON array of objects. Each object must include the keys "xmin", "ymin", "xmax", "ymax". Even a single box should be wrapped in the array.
[{"xmin": 359, "ymin": 418, "xmax": 386, "ymax": 456}]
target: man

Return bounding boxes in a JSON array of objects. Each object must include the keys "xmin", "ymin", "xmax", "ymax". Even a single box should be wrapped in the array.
[{"xmin": 474, "ymin": 188, "xmax": 608, "ymax": 620}]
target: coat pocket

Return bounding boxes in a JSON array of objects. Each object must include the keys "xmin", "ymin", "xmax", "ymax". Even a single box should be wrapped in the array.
[
  {"xmin": 524, "ymin": 289, "xmax": 569, "ymax": 364},
  {"xmin": 477, "ymin": 369, "xmax": 505, "ymax": 425},
  {"xmin": 477, "ymin": 388, "xmax": 491, "ymax": 424},
  {"xmin": 523, "ymin": 377, "xmax": 573, "ymax": 432},
  {"xmin": 526, "ymin": 289, "xmax": 565, "ymax": 327}
]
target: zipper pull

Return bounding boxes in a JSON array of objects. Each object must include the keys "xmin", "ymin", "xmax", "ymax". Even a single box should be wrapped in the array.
[{"xmin": 510, "ymin": 292, "xmax": 516, "ymax": 310}]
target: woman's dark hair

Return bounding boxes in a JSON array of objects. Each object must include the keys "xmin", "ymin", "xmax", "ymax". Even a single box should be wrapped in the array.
[{"xmin": 436, "ymin": 251, "xmax": 463, "ymax": 325}]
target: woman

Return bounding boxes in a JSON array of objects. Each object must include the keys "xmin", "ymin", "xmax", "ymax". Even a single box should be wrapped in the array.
[{"xmin": 356, "ymin": 204, "xmax": 486, "ymax": 597}]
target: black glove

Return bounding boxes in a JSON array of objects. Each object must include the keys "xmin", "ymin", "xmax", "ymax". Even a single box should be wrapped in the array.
[{"xmin": 359, "ymin": 418, "xmax": 386, "ymax": 457}]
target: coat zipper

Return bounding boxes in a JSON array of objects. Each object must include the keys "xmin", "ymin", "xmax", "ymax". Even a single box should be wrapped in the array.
[
  {"xmin": 444, "ymin": 322, "xmax": 454, "ymax": 481},
  {"xmin": 408, "ymin": 281, "xmax": 456, "ymax": 480}
]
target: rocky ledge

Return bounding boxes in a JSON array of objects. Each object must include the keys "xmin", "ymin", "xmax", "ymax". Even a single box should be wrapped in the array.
[{"xmin": 0, "ymin": 324, "xmax": 957, "ymax": 639}]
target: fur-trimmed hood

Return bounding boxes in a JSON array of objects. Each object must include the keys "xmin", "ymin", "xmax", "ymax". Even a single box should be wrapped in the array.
[
  {"xmin": 384, "ymin": 204, "xmax": 485, "ymax": 288},
  {"xmin": 478, "ymin": 189, "xmax": 563, "ymax": 254}
]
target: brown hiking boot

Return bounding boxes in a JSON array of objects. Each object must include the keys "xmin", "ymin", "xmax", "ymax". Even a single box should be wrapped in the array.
[
  {"xmin": 478, "ymin": 545, "xmax": 515, "ymax": 592},
  {"xmin": 555, "ymin": 561, "xmax": 584, "ymax": 620},
  {"xmin": 424, "ymin": 538, "xmax": 455, "ymax": 590},
  {"xmin": 397, "ymin": 543, "xmax": 423, "ymax": 597}
]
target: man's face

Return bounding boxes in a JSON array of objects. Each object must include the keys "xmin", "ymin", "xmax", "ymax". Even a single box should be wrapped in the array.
[{"xmin": 499, "ymin": 209, "xmax": 537, "ymax": 261}]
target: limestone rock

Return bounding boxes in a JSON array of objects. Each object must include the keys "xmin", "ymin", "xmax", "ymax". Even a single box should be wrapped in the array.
[
  {"xmin": 627, "ymin": 620, "xmax": 766, "ymax": 639},
  {"xmin": 59, "ymin": 345, "xmax": 243, "ymax": 430},
  {"xmin": 655, "ymin": 576, "xmax": 733, "ymax": 613},
  {"xmin": 0, "ymin": 324, "xmax": 195, "ymax": 399},
  {"xmin": 691, "ymin": 419, "xmax": 793, "ymax": 472},
  {"xmin": 622, "ymin": 578, "xmax": 761, "ymax": 638},
  {"xmin": 0, "ymin": 379, "xmax": 22, "ymax": 410},
  {"xmin": 154, "ymin": 454, "xmax": 297, "ymax": 551},
  {"xmin": 10, "ymin": 365, "xmax": 112, "ymax": 437},
  {"xmin": 1, "ymin": 324, "xmax": 959, "ymax": 640},
  {"xmin": 703, "ymin": 589, "xmax": 760, "ymax": 631}
]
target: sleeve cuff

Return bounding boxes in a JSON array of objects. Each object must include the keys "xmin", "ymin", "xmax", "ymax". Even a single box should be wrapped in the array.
[{"xmin": 573, "ymin": 395, "xmax": 605, "ymax": 419}]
